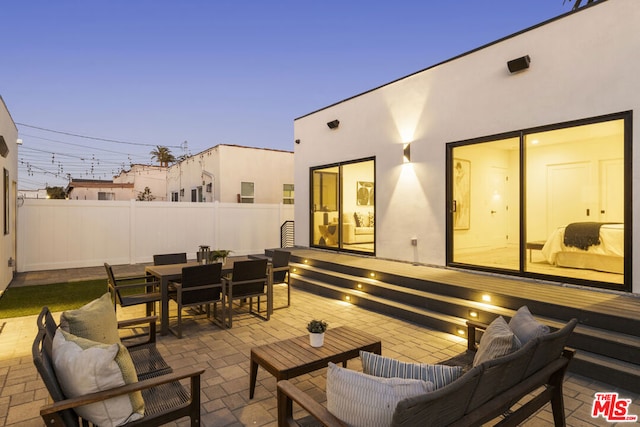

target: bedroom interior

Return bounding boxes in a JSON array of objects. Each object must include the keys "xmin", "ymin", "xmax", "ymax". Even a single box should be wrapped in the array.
[{"xmin": 451, "ymin": 115, "xmax": 626, "ymax": 288}]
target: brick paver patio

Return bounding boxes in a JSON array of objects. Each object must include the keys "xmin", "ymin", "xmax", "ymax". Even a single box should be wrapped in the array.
[{"xmin": 1, "ymin": 278, "xmax": 638, "ymax": 426}]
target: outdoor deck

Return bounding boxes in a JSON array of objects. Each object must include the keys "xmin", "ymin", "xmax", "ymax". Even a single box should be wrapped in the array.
[
  {"xmin": 286, "ymin": 248, "xmax": 640, "ymax": 393},
  {"xmin": 1, "ymin": 255, "xmax": 639, "ymax": 426}
]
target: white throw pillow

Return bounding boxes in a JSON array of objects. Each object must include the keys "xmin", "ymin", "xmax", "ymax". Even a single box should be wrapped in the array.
[
  {"xmin": 508, "ymin": 306, "xmax": 550, "ymax": 344},
  {"xmin": 473, "ymin": 316, "xmax": 521, "ymax": 367},
  {"xmin": 326, "ymin": 362, "xmax": 433, "ymax": 427},
  {"xmin": 52, "ymin": 329, "xmax": 144, "ymax": 427},
  {"xmin": 360, "ymin": 351, "xmax": 462, "ymax": 390}
]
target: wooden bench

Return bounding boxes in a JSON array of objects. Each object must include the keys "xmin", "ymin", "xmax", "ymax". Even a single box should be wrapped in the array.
[
  {"xmin": 32, "ymin": 307, "xmax": 204, "ymax": 426},
  {"xmin": 277, "ymin": 318, "xmax": 577, "ymax": 427}
]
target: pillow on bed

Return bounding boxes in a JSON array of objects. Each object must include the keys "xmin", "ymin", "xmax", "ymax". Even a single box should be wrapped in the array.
[
  {"xmin": 360, "ymin": 351, "xmax": 462, "ymax": 389},
  {"xmin": 326, "ymin": 362, "xmax": 433, "ymax": 427},
  {"xmin": 508, "ymin": 306, "xmax": 550, "ymax": 345},
  {"xmin": 473, "ymin": 316, "xmax": 521, "ymax": 367}
]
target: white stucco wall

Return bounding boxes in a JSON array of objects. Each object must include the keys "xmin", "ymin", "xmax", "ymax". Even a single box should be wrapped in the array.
[
  {"xmin": 0, "ymin": 96, "xmax": 18, "ymax": 291},
  {"xmin": 167, "ymin": 144, "xmax": 294, "ymax": 204},
  {"xmin": 294, "ymin": 0, "xmax": 640, "ymax": 293}
]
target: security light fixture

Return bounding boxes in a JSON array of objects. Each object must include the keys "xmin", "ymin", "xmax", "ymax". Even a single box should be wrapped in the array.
[
  {"xmin": 507, "ymin": 55, "xmax": 530, "ymax": 73},
  {"xmin": 327, "ymin": 120, "xmax": 340, "ymax": 129}
]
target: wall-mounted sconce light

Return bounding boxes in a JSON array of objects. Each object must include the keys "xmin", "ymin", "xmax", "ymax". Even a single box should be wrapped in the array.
[
  {"xmin": 403, "ymin": 143, "xmax": 411, "ymax": 163},
  {"xmin": 295, "ymin": 139, "xmax": 300, "ymax": 144},
  {"xmin": 327, "ymin": 120, "xmax": 340, "ymax": 129},
  {"xmin": 507, "ymin": 55, "xmax": 530, "ymax": 73}
]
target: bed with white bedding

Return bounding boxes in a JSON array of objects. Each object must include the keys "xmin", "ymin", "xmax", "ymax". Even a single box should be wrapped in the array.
[{"xmin": 541, "ymin": 223, "xmax": 624, "ymax": 274}]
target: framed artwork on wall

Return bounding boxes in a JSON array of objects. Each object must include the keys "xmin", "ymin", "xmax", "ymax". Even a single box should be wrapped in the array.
[
  {"xmin": 453, "ymin": 159, "xmax": 470, "ymax": 230},
  {"xmin": 356, "ymin": 181, "xmax": 374, "ymax": 206}
]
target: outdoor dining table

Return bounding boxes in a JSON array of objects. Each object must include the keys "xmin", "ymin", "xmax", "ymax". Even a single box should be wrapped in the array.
[{"xmin": 145, "ymin": 256, "xmax": 274, "ymax": 335}]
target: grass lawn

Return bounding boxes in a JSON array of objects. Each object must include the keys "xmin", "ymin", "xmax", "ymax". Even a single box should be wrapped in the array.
[{"xmin": 0, "ymin": 280, "xmax": 108, "ymax": 318}]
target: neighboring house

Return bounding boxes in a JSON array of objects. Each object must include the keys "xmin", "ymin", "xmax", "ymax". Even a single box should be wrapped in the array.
[
  {"xmin": 0, "ymin": 96, "xmax": 18, "ymax": 292},
  {"xmin": 18, "ymin": 188, "xmax": 48, "ymax": 199},
  {"xmin": 66, "ymin": 165, "xmax": 167, "ymax": 201},
  {"xmin": 166, "ymin": 144, "xmax": 294, "ymax": 204},
  {"xmin": 113, "ymin": 164, "xmax": 168, "ymax": 201},
  {"xmin": 67, "ymin": 179, "xmax": 135, "ymax": 201},
  {"xmin": 294, "ymin": 0, "xmax": 639, "ymax": 294}
]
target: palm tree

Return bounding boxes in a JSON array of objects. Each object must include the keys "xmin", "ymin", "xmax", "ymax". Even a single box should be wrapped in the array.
[{"xmin": 150, "ymin": 145, "xmax": 176, "ymax": 167}]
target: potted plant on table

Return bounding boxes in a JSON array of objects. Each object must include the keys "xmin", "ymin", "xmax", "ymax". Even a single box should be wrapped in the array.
[
  {"xmin": 209, "ymin": 250, "xmax": 232, "ymax": 264},
  {"xmin": 307, "ymin": 319, "xmax": 328, "ymax": 347}
]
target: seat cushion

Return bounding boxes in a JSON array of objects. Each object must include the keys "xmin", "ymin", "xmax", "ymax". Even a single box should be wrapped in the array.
[
  {"xmin": 60, "ymin": 292, "xmax": 120, "ymax": 345},
  {"xmin": 473, "ymin": 316, "xmax": 521, "ymax": 367},
  {"xmin": 52, "ymin": 329, "xmax": 144, "ymax": 427},
  {"xmin": 508, "ymin": 305, "xmax": 550, "ymax": 345},
  {"xmin": 326, "ymin": 362, "xmax": 433, "ymax": 427},
  {"xmin": 360, "ymin": 351, "xmax": 462, "ymax": 389}
]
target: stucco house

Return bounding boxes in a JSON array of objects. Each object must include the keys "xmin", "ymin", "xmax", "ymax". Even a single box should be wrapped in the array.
[
  {"xmin": 0, "ymin": 96, "xmax": 19, "ymax": 292},
  {"xmin": 113, "ymin": 164, "xmax": 168, "ymax": 201},
  {"xmin": 294, "ymin": 0, "xmax": 638, "ymax": 294},
  {"xmin": 67, "ymin": 165, "xmax": 167, "ymax": 201},
  {"xmin": 166, "ymin": 144, "xmax": 294, "ymax": 204}
]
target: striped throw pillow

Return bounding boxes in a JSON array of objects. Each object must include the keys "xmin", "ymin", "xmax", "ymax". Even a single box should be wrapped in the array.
[
  {"xmin": 360, "ymin": 351, "xmax": 463, "ymax": 390},
  {"xmin": 326, "ymin": 362, "xmax": 433, "ymax": 427}
]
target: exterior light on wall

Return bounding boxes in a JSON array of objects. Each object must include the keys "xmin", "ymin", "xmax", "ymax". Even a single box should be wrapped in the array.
[
  {"xmin": 369, "ymin": 272, "xmax": 376, "ymax": 278},
  {"xmin": 345, "ymin": 295, "xmax": 351, "ymax": 302},
  {"xmin": 507, "ymin": 55, "xmax": 530, "ymax": 73},
  {"xmin": 469, "ymin": 310, "xmax": 478, "ymax": 319},
  {"xmin": 356, "ymin": 283, "xmax": 363, "ymax": 290},
  {"xmin": 327, "ymin": 120, "xmax": 340, "ymax": 129},
  {"xmin": 457, "ymin": 328, "xmax": 466, "ymax": 336},
  {"xmin": 403, "ymin": 143, "xmax": 411, "ymax": 163}
]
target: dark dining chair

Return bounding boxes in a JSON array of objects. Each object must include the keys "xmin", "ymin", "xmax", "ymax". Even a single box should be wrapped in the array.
[
  {"xmin": 153, "ymin": 252, "xmax": 187, "ymax": 265},
  {"xmin": 271, "ymin": 250, "xmax": 291, "ymax": 309},
  {"xmin": 223, "ymin": 258, "xmax": 269, "ymax": 328},
  {"xmin": 168, "ymin": 263, "xmax": 224, "ymax": 338},
  {"xmin": 104, "ymin": 262, "xmax": 161, "ymax": 316}
]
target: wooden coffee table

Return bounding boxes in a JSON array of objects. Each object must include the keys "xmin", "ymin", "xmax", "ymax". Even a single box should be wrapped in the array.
[{"xmin": 249, "ymin": 326, "xmax": 382, "ymax": 398}]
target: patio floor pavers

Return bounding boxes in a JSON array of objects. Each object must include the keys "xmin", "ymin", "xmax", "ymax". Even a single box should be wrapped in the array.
[{"xmin": 1, "ymin": 272, "xmax": 639, "ymax": 426}]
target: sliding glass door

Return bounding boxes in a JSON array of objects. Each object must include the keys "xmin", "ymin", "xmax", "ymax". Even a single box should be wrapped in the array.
[
  {"xmin": 449, "ymin": 113, "xmax": 629, "ymax": 290},
  {"xmin": 311, "ymin": 158, "xmax": 375, "ymax": 254}
]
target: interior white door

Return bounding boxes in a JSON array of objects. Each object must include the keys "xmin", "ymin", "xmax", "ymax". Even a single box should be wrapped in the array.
[
  {"xmin": 547, "ymin": 162, "xmax": 591, "ymax": 236},
  {"xmin": 599, "ymin": 158, "xmax": 624, "ymax": 222},
  {"xmin": 488, "ymin": 168, "xmax": 508, "ymax": 248}
]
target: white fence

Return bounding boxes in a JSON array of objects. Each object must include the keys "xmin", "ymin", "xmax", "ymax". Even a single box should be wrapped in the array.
[{"xmin": 17, "ymin": 199, "xmax": 294, "ymax": 272}]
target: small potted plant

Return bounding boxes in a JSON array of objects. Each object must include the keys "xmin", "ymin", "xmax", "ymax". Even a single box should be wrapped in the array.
[
  {"xmin": 307, "ymin": 319, "xmax": 328, "ymax": 347},
  {"xmin": 209, "ymin": 249, "xmax": 232, "ymax": 264}
]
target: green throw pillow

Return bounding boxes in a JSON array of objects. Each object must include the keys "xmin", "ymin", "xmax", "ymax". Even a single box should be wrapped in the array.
[{"xmin": 60, "ymin": 292, "xmax": 120, "ymax": 345}]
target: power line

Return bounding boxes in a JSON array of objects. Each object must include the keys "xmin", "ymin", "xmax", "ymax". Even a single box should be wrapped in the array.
[{"xmin": 16, "ymin": 123, "xmax": 181, "ymax": 149}]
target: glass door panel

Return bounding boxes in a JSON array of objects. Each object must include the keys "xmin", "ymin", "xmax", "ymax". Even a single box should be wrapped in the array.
[
  {"xmin": 452, "ymin": 138, "xmax": 520, "ymax": 270},
  {"xmin": 524, "ymin": 119, "xmax": 625, "ymax": 285},
  {"xmin": 311, "ymin": 167, "xmax": 339, "ymax": 248},
  {"xmin": 340, "ymin": 160, "xmax": 375, "ymax": 253}
]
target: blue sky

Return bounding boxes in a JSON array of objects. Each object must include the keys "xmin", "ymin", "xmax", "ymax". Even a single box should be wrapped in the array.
[{"xmin": 2, "ymin": 1, "xmax": 574, "ymax": 190}]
